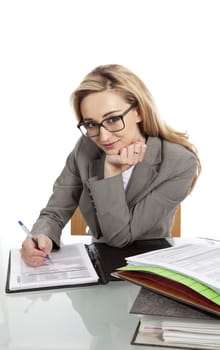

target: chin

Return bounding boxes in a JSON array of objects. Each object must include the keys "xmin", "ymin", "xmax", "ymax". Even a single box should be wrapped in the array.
[{"xmin": 104, "ymin": 148, "xmax": 119, "ymax": 155}]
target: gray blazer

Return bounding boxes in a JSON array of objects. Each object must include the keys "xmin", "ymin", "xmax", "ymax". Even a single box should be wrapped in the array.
[{"xmin": 31, "ymin": 136, "xmax": 197, "ymax": 247}]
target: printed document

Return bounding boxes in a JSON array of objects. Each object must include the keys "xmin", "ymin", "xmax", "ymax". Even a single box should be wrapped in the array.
[
  {"xmin": 8, "ymin": 243, "xmax": 99, "ymax": 291},
  {"xmin": 126, "ymin": 243, "xmax": 220, "ymax": 293}
]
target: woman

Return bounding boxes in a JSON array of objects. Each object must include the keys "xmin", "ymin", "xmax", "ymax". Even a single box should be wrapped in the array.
[{"xmin": 21, "ymin": 64, "xmax": 201, "ymax": 266}]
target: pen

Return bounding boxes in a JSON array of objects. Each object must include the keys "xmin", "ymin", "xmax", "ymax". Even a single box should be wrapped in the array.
[{"xmin": 18, "ymin": 220, "xmax": 50, "ymax": 259}]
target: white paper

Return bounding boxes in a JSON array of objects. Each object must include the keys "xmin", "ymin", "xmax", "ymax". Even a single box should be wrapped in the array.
[
  {"xmin": 9, "ymin": 243, "xmax": 99, "ymax": 291},
  {"xmin": 126, "ymin": 243, "xmax": 220, "ymax": 293}
]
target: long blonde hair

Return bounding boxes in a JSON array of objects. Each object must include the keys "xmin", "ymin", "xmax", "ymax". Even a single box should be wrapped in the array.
[{"xmin": 71, "ymin": 64, "xmax": 201, "ymax": 192}]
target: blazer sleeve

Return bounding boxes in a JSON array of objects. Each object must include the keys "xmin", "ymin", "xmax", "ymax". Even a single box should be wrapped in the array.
[
  {"xmin": 86, "ymin": 148, "xmax": 198, "ymax": 247},
  {"xmin": 30, "ymin": 144, "xmax": 83, "ymax": 247}
]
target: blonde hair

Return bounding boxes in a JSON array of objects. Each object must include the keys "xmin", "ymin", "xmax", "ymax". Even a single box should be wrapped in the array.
[{"xmin": 71, "ymin": 64, "xmax": 201, "ymax": 192}]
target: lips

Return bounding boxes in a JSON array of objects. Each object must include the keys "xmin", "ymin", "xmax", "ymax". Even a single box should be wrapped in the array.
[{"xmin": 102, "ymin": 141, "xmax": 119, "ymax": 150}]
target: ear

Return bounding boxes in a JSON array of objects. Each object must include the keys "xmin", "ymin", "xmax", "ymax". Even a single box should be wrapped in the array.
[{"xmin": 134, "ymin": 106, "xmax": 143, "ymax": 123}]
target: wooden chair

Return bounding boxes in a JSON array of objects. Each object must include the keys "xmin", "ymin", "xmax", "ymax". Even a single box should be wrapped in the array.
[
  {"xmin": 71, "ymin": 205, "xmax": 181, "ymax": 237},
  {"xmin": 171, "ymin": 205, "xmax": 181, "ymax": 237},
  {"xmin": 70, "ymin": 207, "xmax": 87, "ymax": 235}
]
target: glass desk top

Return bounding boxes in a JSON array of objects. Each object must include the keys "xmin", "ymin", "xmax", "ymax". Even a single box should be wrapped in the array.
[{"xmin": 0, "ymin": 236, "xmax": 206, "ymax": 350}]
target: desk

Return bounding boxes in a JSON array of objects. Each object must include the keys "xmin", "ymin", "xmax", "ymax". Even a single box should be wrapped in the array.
[{"xmin": 0, "ymin": 236, "xmax": 200, "ymax": 350}]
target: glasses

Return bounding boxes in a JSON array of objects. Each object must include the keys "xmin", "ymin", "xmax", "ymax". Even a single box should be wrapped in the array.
[{"xmin": 77, "ymin": 104, "xmax": 136, "ymax": 137}]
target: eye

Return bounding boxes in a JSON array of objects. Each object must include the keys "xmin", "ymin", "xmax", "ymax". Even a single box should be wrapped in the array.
[
  {"xmin": 105, "ymin": 116, "xmax": 121, "ymax": 124},
  {"xmin": 84, "ymin": 121, "xmax": 98, "ymax": 129}
]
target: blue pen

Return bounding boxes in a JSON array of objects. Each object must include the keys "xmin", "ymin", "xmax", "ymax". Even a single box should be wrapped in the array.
[{"xmin": 18, "ymin": 220, "xmax": 50, "ymax": 259}]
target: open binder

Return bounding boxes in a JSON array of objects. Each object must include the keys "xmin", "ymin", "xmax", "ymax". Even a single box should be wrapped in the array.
[{"xmin": 6, "ymin": 238, "xmax": 170, "ymax": 293}]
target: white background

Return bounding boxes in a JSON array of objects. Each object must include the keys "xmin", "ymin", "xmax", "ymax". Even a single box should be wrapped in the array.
[{"xmin": 0, "ymin": 0, "xmax": 219, "ymax": 248}]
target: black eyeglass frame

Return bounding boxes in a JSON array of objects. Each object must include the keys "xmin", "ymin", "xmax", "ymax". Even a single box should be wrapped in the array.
[{"xmin": 77, "ymin": 103, "xmax": 136, "ymax": 138}]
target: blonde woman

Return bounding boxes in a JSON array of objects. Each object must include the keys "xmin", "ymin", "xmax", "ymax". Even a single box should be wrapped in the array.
[{"xmin": 21, "ymin": 64, "xmax": 201, "ymax": 266}]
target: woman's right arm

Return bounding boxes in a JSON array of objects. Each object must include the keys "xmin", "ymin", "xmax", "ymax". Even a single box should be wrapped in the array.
[{"xmin": 20, "ymin": 234, "xmax": 53, "ymax": 267}]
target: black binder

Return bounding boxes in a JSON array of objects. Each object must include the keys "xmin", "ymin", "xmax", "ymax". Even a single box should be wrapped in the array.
[
  {"xmin": 87, "ymin": 238, "xmax": 171, "ymax": 284},
  {"xmin": 6, "ymin": 238, "xmax": 171, "ymax": 293}
]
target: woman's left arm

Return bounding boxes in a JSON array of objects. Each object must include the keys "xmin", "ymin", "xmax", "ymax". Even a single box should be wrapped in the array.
[{"xmin": 86, "ymin": 153, "xmax": 197, "ymax": 247}]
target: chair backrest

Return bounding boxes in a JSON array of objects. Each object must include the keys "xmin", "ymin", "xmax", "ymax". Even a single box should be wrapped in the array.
[
  {"xmin": 71, "ymin": 205, "xmax": 181, "ymax": 237},
  {"xmin": 71, "ymin": 207, "xmax": 87, "ymax": 235},
  {"xmin": 170, "ymin": 205, "xmax": 181, "ymax": 237}
]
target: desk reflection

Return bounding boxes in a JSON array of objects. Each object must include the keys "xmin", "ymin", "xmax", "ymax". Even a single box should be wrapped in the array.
[
  {"xmin": 66, "ymin": 282, "xmax": 140, "ymax": 350},
  {"xmin": 5, "ymin": 282, "xmax": 140, "ymax": 350}
]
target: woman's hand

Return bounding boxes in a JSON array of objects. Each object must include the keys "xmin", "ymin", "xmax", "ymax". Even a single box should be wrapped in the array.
[
  {"xmin": 104, "ymin": 141, "xmax": 147, "ymax": 178},
  {"xmin": 20, "ymin": 234, "xmax": 53, "ymax": 267}
]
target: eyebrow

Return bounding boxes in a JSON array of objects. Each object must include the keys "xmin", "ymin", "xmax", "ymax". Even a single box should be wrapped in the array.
[{"xmin": 83, "ymin": 109, "xmax": 121, "ymax": 121}]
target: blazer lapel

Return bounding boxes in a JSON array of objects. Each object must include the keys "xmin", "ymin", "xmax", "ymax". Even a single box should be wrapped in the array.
[
  {"xmin": 88, "ymin": 151, "xmax": 105, "ymax": 179},
  {"xmin": 126, "ymin": 137, "xmax": 162, "ymax": 205}
]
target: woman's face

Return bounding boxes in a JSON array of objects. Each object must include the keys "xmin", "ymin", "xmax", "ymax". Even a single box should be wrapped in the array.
[{"xmin": 80, "ymin": 90, "xmax": 144, "ymax": 155}]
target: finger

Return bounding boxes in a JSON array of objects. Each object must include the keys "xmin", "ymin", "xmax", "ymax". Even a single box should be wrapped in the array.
[
  {"xmin": 21, "ymin": 238, "xmax": 36, "ymax": 250},
  {"xmin": 134, "ymin": 143, "xmax": 141, "ymax": 155},
  {"xmin": 21, "ymin": 238, "xmax": 46, "ymax": 259},
  {"xmin": 127, "ymin": 144, "xmax": 140, "ymax": 164},
  {"xmin": 139, "ymin": 143, "xmax": 147, "ymax": 159},
  {"xmin": 119, "ymin": 147, "xmax": 128, "ymax": 163},
  {"xmin": 125, "ymin": 144, "xmax": 135, "ymax": 164},
  {"xmin": 37, "ymin": 234, "xmax": 53, "ymax": 255},
  {"xmin": 26, "ymin": 257, "xmax": 46, "ymax": 267},
  {"xmin": 20, "ymin": 248, "xmax": 46, "ymax": 267},
  {"xmin": 106, "ymin": 153, "xmax": 122, "ymax": 165},
  {"xmin": 134, "ymin": 143, "xmax": 147, "ymax": 161}
]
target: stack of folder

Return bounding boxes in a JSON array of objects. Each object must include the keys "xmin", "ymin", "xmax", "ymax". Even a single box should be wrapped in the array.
[
  {"xmin": 113, "ymin": 242, "xmax": 220, "ymax": 316},
  {"xmin": 130, "ymin": 288, "xmax": 220, "ymax": 349},
  {"xmin": 112, "ymin": 242, "xmax": 220, "ymax": 349}
]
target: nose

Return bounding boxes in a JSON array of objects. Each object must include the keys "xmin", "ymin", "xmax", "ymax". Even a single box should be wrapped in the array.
[{"xmin": 98, "ymin": 126, "xmax": 112, "ymax": 141}]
